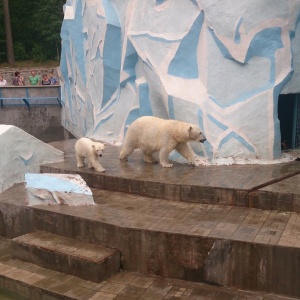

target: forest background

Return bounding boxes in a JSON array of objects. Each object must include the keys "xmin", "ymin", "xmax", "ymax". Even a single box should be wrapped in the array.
[{"xmin": 0, "ymin": 0, "xmax": 64, "ymax": 65}]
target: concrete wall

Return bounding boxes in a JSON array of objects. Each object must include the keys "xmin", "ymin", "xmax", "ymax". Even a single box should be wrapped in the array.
[
  {"xmin": 0, "ymin": 86, "xmax": 70, "ymax": 142},
  {"xmin": 0, "ymin": 107, "xmax": 65, "ymax": 143}
]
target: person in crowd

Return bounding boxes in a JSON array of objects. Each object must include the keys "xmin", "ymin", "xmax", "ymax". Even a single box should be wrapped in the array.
[
  {"xmin": 41, "ymin": 74, "xmax": 51, "ymax": 85},
  {"xmin": 0, "ymin": 75, "xmax": 7, "ymax": 87},
  {"xmin": 12, "ymin": 71, "xmax": 25, "ymax": 86},
  {"xmin": 29, "ymin": 70, "xmax": 40, "ymax": 86},
  {"xmin": 48, "ymin": 71, "xmax": 58, "ymax": 85}
]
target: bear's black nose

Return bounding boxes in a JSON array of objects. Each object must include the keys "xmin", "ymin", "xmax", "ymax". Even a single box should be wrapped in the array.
[
  {"xmin": 99, "ymin": 154, "xmax": 102, "ymax": 157},
  {"xmin": 200, "ymin": 138, "xmax": 206, "ymax": 143}
]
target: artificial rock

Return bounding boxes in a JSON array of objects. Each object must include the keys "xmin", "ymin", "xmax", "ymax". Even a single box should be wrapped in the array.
[
  {"xmin": 60, "ymin": 0, "xmax": 300, "ymax": 161},
  {"xmin": 25, "ymin": 173, "xmax": 95, "ymax": 206},
  {"xmin": 0, "ymin": 125, "xmax": 64, "ymax": 193}
]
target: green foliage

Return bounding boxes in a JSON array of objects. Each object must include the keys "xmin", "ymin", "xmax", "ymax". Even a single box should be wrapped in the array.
[
  {"xmin": 0, "ymin": 1, "xmax": 6, "ymax": 62},
  {"xmin": 14, "ymin": 42, "xmax": 29, "ymax": 60},
  {"xmin": 31, "ymin": 44, "xmax": 47, "ymax": 62},
  {"xmin": 0, "ymin": 0, "xmax": 65, "ymax": 63},
  {"xmin": 0, "ymin": 46, "xmax": 5, "ymax": 63}
]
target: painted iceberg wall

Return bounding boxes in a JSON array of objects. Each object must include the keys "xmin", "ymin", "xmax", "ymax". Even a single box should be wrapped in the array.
[{"xmin": 60, "ymin": 0, "xmax": 300, "ymax": 161}]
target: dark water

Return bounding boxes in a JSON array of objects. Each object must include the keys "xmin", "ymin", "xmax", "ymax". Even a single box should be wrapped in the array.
[{"xmin": 0, "ymin": 288, "xmax": 28, "ymax": 300}]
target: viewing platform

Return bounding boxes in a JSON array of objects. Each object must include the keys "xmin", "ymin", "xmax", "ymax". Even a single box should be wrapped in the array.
[{"xmin": 0, "ymin": 85, "xmax": 61, "ymax": 109}]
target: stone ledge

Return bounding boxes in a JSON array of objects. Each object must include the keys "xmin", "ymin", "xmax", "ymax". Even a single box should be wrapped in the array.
[
  {"xmin": 32, "ymin": 204, "xmax": 300, "ymax": 299},
  {"xmin": 12, "ymin": 231, "xmax": 120, "ymax": 283}
]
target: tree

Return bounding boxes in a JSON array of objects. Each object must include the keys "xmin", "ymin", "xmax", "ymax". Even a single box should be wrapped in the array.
[
  {"xmin": 32, "ymin": 0, "xmax": 65, "ymax": 61},
  {"xmin": 2, "ymin": 0, "xmax": 15, "ymax": 63},
  {"xmin": 0, "ymin": 0, "xmax": 64, "ymax": 63},
  {"xmin": 0, "ymin": 3, "xmax": 5, "ymax": 61}
]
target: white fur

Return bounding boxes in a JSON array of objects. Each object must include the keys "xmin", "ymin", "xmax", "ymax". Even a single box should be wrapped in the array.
[
  {"xmin": 75, "ymin": 138, "xmax": 106, "ymax": 172},
  {"xmin": 120, "ymin": 116, "xmax": 206, "ymax": 167}
]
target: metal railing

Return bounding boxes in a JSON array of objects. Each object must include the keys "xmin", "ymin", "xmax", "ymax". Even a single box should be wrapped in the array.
[{"xmin": 0, "ymin": 86, "xmax": 62, "ymax": 110}]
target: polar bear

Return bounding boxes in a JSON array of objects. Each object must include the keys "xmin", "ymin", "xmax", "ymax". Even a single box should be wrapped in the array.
[
  {"xmin": 75, "ymin": 138, "xmax": 106, "ymax": 172},
  {"xmin": 120, "ymin": 116, "xmax": 206, "ymax": 167}
]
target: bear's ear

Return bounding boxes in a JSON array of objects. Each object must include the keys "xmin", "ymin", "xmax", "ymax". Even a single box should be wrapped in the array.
[
  {"xmin": 92, "ymin": 144, "xmax": 95, "ymax": 148},
  {"xmin": 188, "ymin": 126, "xmax": 193, "ymax": 132},
  {"xmin": 103, "ymin": 143, "xmax": 106, "ymax": 146}
]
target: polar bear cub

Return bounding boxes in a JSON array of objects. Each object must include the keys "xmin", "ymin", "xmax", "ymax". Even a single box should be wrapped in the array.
[
  {"xmin": 75, "ymin": 138, "xmax": 106, "ymax": 172},
  {"xmin": 120, "ymin": 116, "xmax": 206, "ymax": 168}
]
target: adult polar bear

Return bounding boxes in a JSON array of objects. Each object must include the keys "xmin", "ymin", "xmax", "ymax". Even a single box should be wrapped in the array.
[{"xmin": 120, "ymin": 116, "xmax": 206, "ymax": 167}]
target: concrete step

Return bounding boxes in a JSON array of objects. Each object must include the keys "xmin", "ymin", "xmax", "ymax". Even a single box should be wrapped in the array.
[
  {"xmin": 1, "ymin": 183, "xmax": 300, "ymax": 298},
  {"xmin": 1, "ymin": 237, "xmax": 296, "ymax": 300},
  {"xmin": 32, "ymin": 189, "xmax": 300, "ymax": 299},
  {"xmin": 11, "ymin": 231, "xmax": 120, "ymax": 283}
]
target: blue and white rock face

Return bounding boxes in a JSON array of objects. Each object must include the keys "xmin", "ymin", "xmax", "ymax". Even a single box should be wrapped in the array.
[
  {"xmin": 25, "ymin": 173, "xmax": 95, "ymax": 206},
  {"xmin": 60, "ymin": 0, "xmax": 300, "ymax": 162},
  {"xmin": 0, "ymin": 125, "xmax": 64, "ymax": 192}
]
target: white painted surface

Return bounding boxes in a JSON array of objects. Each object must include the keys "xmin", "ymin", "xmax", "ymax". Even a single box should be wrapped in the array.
[
  {"xmin": 60, "ymin": 1, "xmax": 300, "ymax": 162},
  {"xmin": 25, "ymin": 173, "xmax": 95, "ymax": 206},
  {"xmin": 0, "ymin": 125, "xmax": 64, "ymax": 193}
]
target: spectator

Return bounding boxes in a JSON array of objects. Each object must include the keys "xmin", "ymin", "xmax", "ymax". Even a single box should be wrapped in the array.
[
  {"xmin": 41, "ymin": 74, "xmax": 51, "ymax": 85},
  {"xmin": 29, "ymin": 70, "xmax": 40, "ymax": 86},
  {"xmin": 48, "ymin": 71, "xmax": 58, "ymax": 85},
  {"xmin": 12, "ymin": 72, "xmax": 25, "ymax": 86},
  {"xmin": 0, "ymin": 75, "xmax": 7, "ymax": 87}
]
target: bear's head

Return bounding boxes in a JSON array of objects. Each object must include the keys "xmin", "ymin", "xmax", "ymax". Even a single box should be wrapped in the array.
[
  {"xmin": 92, "ymin": 142, "xmax": 105, "ymax": 157},
  {"xmin": 188, "ymin": 126, "xmax": 206, "ymax": 143}
]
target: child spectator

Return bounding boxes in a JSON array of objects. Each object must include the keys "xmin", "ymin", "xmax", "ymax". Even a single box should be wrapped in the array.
[
  {"xmin": 48, "ymin": 71, "xmax": 58, "ymax": 85},
  {"xmin": 41, "ymin": 74, "xmax": 51, "ymax": 85},
  {"xmin": 0, "ymin": 75, "xmax": 7, "ymax": 87},
  {"xmin": 12, "ymin": 72, "xmax": 25, "ymax": 86}
]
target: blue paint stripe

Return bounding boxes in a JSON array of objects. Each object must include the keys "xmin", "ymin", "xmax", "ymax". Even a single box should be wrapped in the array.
[
  {"xmin": 234, "ymin": 17, "xmax": 243, "ymax": 44},
  {"xmin": 131, "ymin": 33, "xmax": 181, "ymax": 44},
  {"xmin": 197, "ymin": 109, "xmax": 213, "ymax": 159},
  {"xmin": 168, "ymin": 12, "xmax": 203, "ymax": 79},
  {"xmin": 139, "ymin": 82, "xmax": 153, "ymax": 116},
  {"xmin": 156, "ymin": 0, "xmax": 167, "ymax": 5},
  {"xmin": 168, "ymin": 96, "xmax": 175, "ymax": 119},
  {"xmin": 93, "ymin": 113, "xmax": 114, "ymax": 133},
  {"xmin": 102, "ymin": 0, "xmax": 122, "ymax": 108},
  {"xmin": 209, "ymin": 83, "xmax": 273, "ymax": 108},
  {"xmin": 124, "ymin": 108, "xmax": 140, "ymax": 137},
  {"xmin": 219, "ymin": 132, "xmax": 255, "ymax": 153},
  {"xmin": 245, "ymin": 27, "xmax": 283, "ymax": 63},
  {"xmin": 66, "ymin": 1, "xmax": 86, "ymax": 84},
  {"xmin": 197, "ymin": 109, "xmax": 204, "ymax": 129},
  {"xmin": 207, "ymin": 114, "xmax": 228, "ymax": 131},
  {"xmin": 209, "ymin": 28, "xmax": 235, "ymax": 61}
]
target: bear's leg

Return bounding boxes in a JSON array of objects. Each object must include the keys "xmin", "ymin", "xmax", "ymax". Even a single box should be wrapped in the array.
[
  {"xmin": 159, "ymin": 147, "xmax": 173, "ymax": 168},
  {"xmin": 119, "ymin": 144, "xmax": 135, "ymax": 160},
  {"xmin": 143, "ymin": 151, "xmax": 157, "ymax": 163},
  {"xmin": 76, "ymin": 154, "xmax": 85, "ymax": 168},
  {"xmin": 175, "ymin": 142, "xmax": 195, "ymax": 165},
  {"xmin": 89, "ymin": 158, "xmax": 105, "ymax": 172}
]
